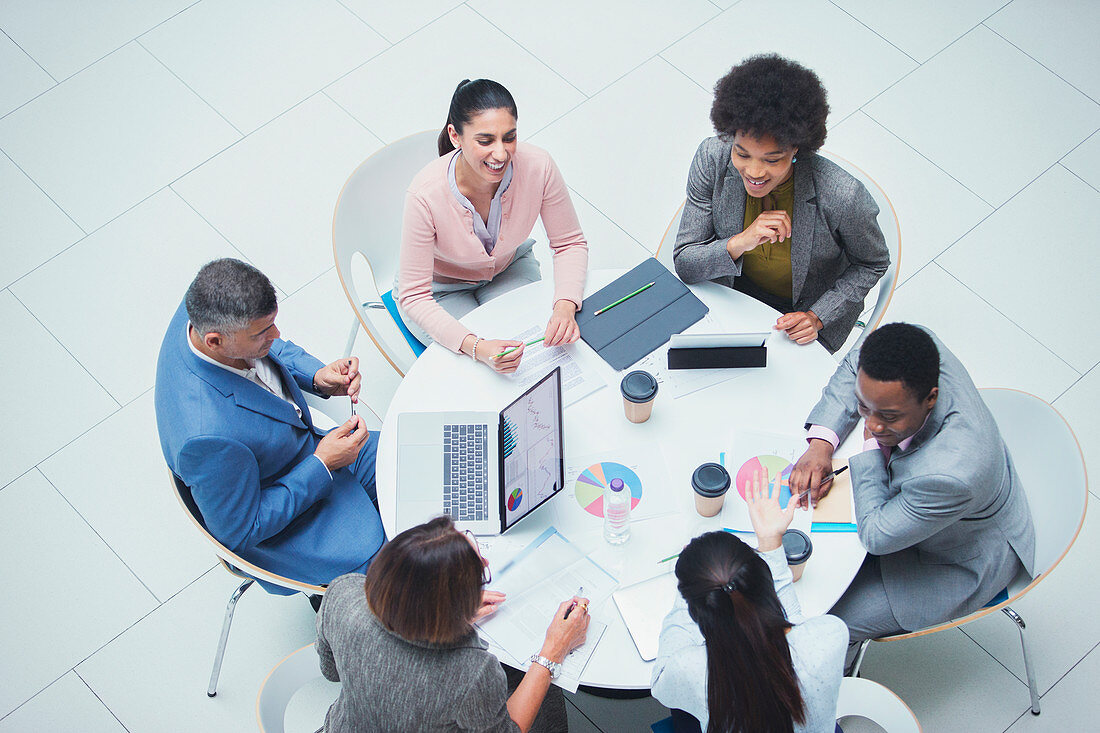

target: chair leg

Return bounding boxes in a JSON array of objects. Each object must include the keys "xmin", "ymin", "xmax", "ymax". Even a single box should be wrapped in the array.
[
  {"xmin": 1002, "ymin": 606, "xmax": 1040, "ymax": 715},
  {"xmin": 849, "ymin": 640, "xmax": 871, "ymax": 678},
  {"xmin": 207, "ymin": 579, "xmax": 254, "ymax": 697}
]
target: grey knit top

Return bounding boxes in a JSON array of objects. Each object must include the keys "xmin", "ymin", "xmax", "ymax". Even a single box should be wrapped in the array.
[
  {"xmin": 316, "ymin": 573, "xmax": 520, "ymax": 732},
  {"xmin": 650, "ymin": 547, "xmax": 848, "ymax": 733}
]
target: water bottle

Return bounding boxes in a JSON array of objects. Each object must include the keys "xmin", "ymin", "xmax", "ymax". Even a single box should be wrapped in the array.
[{"xmin": 603, "ymin": 477, "xmax": 632, "ymax": 544}]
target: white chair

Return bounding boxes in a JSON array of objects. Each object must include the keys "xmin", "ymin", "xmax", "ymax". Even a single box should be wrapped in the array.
[
  {"xmin": 256, "ymin": 643, "xmax": 325, "ymax": 733},
  {"xmin": 333, "ymin": 130, "xmax": 440, "ymax": 377},
  {"xmin": 836, "ymin": 677, "xmax": 921, "ymax": 732},
  {"xmin": 851, "ymin": 388, "xmax": 1089, "ymax": 716},
  {"xmin": 651, "ymin": 152, "xmax": 901, "ymax": 354}
]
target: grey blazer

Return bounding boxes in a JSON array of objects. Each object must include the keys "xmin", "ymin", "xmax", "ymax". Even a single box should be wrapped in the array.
[
  {"xmin": 673, "ymin": 136, "xmax": 890, "ymax": 352},
  {"xmin": 805, "ymin": 327, "xmax": 1036, "ymax": 631}
]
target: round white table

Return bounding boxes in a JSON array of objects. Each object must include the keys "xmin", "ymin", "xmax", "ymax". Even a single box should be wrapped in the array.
[{"xmin": 377, "ymin": 270, "xmax": 865, "ymax": 689}]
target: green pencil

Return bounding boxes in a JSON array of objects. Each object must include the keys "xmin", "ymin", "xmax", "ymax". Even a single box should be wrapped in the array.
[
  {"xmin": 594, "ymin": 281, "xmax": 656, "ymax": 316},
  {"xmin": 493, "ymin": 337, "xmax": 544, "ymax": 359}
]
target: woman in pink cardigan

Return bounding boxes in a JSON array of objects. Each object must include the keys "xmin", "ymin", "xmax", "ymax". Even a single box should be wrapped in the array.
[{"xmin": 396, "ymin": 79, "xmax": 589, "ymax": 373}]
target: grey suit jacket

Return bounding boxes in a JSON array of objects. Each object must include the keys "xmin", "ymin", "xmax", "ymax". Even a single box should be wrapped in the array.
[
  {"xmin": 673, "ymin": 136, "xmax": 890, "ymax": 352},
  {"xmin": 805, "ymin": 327, "xmax": 1036, "ymax": 630}
]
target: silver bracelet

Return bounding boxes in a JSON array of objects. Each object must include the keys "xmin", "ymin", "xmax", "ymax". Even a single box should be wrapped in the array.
[{"xmin": 471, "ymin": 337, "xmax": 482, "ymax": 361}]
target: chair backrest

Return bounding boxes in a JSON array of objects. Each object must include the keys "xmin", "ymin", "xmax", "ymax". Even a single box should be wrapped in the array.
[
  {"xmin": 653, "ymin": 153, "xmax": 901, "ymax": 342},
  {"xmin": 168, "ymin": 472, "xmax": 326, "ymax": 595},
  {"xmin": 835, "ymin": 677, "xmax": 921, "ymax": 732},
  {"xmin": 256, "ymin": 643, "xmax": 324, "ymax": 733},
  {"xmin": 333, "ymin": 130, "xmax": 440, "ymax": 376},
  {"xmin": 980, "ymin": 388, "xmax": 1088, "ymax": 579},
  {"xmin": 817, "ymin": 150, "xmax": 901, "ymax": 340}
]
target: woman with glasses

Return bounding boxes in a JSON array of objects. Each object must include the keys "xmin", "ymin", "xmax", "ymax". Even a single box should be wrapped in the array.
[
  {"xmin": 316, "ymin": 516, "xmax": 590, "ymax": 732},
  {"xmin": 651, "ymin": 471, "xmax": 848, "ymax": 732},
  {"xmin": 672, "ymin": 54, "xmax": 889, "ymax": 353}
]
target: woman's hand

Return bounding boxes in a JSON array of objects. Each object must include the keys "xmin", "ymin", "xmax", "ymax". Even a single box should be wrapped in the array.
[
  {"xmin": 775, "ymin": 310, "xmax": 823, "ymax": 345},
  {"xmin": 463, "ymin": 335, "xmax": 525, "ymax": 373},
  {"xmin": 544, "ymin": 300, "xmax": 580, "ymax": 347},
  {"xmin": 746, "ymin": 467, "xmax": 796, "ymax": 552},
  {"xmin": 727, "ymin": 210, "xmax": 792, "ymax": 259},
  {"xmin": 540, "ymin": 596, "xmax": 590, "ymax": 662},
  {"xmin": 472, "ymin": 590, "xmax": 507, "ymax": 622}
]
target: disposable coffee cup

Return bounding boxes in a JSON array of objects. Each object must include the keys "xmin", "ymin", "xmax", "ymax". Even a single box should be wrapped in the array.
[
  {"xmin": 621, "ymin": 370, "xmax": 658, "ymax": 423},
  {"xmin": 783, "ymin": 529, "xmax": 813, "ymax": 582},
  {"xmin": 691, "ymin": 462, "xmax": 731, "ymax": 517}
]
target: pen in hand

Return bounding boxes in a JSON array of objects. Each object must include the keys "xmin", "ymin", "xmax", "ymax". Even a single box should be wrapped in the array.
[
  {"xmin": 796, "ymin": 465, "xmax": 848, "ymax": 508},
  {"xmin": 494, "ymin": 337, "xmax": 545, "ymax": 360},
  {"xmin": 347, "ymin": 360, "xmax": 357, "ymax": 416},
  {"xmin": 564, "ymin": 586, "xmax": 584, "ymax": 618}
]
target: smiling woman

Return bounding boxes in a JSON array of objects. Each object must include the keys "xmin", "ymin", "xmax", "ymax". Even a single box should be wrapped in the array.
[
  {"xmin": 672, "ymin": 54, "xmax": 891, "ymax": 353},
  {"xmin": 394, "ymin": 78, "xmax": 589, "ymax": 373}
]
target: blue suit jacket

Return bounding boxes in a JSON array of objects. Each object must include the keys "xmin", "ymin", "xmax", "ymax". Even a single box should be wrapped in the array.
[{"xmin": 155, "ymin": 302, "xmax": 385, "ymax": 591}]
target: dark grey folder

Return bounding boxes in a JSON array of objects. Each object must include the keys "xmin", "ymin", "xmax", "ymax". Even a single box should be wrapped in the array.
[{"xmin": 577, "ymin": 258, "xmax": 708, "ymax": 370}]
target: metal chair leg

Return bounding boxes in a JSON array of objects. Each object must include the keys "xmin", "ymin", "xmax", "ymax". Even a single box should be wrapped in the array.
[
  {"xmin": 849, "ymin": 639, "xmax": 871, "ymax": 678},
  {"xmin": 207, "ymin": 579, "xmax": 254, "ymax": 697},
  {"xmin": 1002, "ymin": 606, "xmax": 1040, "ymax": 715}
]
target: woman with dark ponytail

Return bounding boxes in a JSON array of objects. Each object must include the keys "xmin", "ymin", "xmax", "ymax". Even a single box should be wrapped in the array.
[
  {"xmin": 396, "ymin": 79, "xmax": 589, "ymax": 372},
  {"xmin": 652, "ymin": 470, "xmax": 848, "ymax": 732}
]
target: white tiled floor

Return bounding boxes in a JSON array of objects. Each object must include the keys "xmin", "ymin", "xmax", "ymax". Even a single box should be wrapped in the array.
[{"xmin": 1, "ymin": 2, "xmax": 1097, "ymax": 732}]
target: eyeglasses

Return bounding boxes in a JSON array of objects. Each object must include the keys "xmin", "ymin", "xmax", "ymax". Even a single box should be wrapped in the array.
[{"xmin": 464, "ymin": 529, "xmax": 492, "ymax": 585}]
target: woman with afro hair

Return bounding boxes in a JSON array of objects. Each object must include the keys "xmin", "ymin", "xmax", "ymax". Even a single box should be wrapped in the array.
[{"xmin": 673, "ymin": 54, "xmax": 889, "ymax": 353}]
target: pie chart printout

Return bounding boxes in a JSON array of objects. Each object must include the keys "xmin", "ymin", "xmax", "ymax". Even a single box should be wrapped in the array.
[
  {"xmin": 735, "ymin": 455, "xmax": 794, "ymax": 508},
  {"xmin": 507, "ymin": 486, "xmax": 523, "ymax": 512},
  {"xmin": 575, "ymin": 462, "xmax": 642, "ymax": 518}
]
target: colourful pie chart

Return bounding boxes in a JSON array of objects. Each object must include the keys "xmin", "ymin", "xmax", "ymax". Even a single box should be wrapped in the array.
[
  {"xmin": 507, "ymin": 487, "xmax": 523, "ymax": 511},
  {"xmin": 575, "ymin": 462, "xmax": 642, "ymax": 518},
  {"xmin": 735, "ymin": 455, "xmax": 794, "ymax": 508}
]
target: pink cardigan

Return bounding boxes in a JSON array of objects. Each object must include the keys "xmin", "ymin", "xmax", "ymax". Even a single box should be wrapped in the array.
[{"xmin": 397, "ymin": 142, "xmax": 589, "ymax": 352}]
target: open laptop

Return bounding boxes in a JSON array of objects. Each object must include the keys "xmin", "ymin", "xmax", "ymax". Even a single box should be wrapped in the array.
[{"xmin": 396, "ymin": 367, "xmax": 564, "ymax": 535}]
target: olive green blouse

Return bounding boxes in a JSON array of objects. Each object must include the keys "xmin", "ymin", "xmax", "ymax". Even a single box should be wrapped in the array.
[{"xmin": 741, "ymin": 174, "xmax": 795, "ymax": 301}]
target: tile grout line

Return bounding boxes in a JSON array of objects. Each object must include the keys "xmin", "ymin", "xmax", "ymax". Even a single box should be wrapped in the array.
[
  {"xmin": 462, "ymin": 3, "xmax": 591, "ymax": 99},
  {"xmin": 73, "ymin": 668, "xmax": 133, "ymax": 732},
  {"xmin": 825, "ymin": 0, "xmax": 920, "ymax": 65},
  {"xmin": 958, "ymin": 624, "xmax": 1035, "ymax": 692},
  {"xmin": 0, "ymin": 147, "xmax": 87, "ymax": 236},
  {"xmin": 35, "ymin": 465, "xmax": 161, "ymax": 602},
  {"xmin": 1053, "ymin": 362, "xmax": 1097, "ymax": 404},
  {"xmin": 0, "ymin": 463, "xmax": 36, "ymax": 494},
  {"xmin": 1, "ymin": 26, "xmax": 57, "ymax": 82},
  {"xmin": 1059, "ymin": 162, "xmax": 1100, "ymax": 197},
  {"xmin": 6, "ymin": 291, "xmax": 121, "ymax": 407},
  {"xmin": 330, "ymin": 0, "xmax": 393, "ymax": 43},
  {"xmin": 659, "ymin": 54, "xmax": 714, "ymax": 97},
  {"xmin": 136, "ymin": 38, "xmax": 245, "ymax": 137},
  {"xmin": 563, "ymin": 187, "xmax": 648, "ymax": 250},
  {"xmin": 931, "ymin": 261, "xmax": 1083, "ymax": 380},
  {"xmin": 857, "ymin": 111, "xmax": 996, "ymax": 208},
  {"xmin": 321, "ymin": 89, "xmax": 387, "ymax": 144},
  {"xmin": 983, "ymin": 23, "xmax": 1100, "ymax": 107}
]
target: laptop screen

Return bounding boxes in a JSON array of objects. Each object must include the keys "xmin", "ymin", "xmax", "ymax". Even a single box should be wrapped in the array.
[{"xmin": 500, "ymin": 368, "xmax": 564, "ymax": 531}]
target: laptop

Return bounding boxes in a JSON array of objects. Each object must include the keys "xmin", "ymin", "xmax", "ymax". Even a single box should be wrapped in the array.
[{"xmin": 396, "ymin": 367, "xmax": 565, "ymax": 535}]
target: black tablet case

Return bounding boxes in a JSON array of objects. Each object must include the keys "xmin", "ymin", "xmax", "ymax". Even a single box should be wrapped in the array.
[{"xmin": 576, "ymin": 258, "xmax": 708, "ymax": 370}]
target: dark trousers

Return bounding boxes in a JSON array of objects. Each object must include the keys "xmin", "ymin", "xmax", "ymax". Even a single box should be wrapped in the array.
[{"xmin": 503, "ymin": 664, "xmax": 568, "ymax": 733}]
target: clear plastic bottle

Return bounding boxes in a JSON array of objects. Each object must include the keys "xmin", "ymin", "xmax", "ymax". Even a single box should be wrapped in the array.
[{"xmin": 603, "ymin": 477, "xmax": 632, "ymax": 544}]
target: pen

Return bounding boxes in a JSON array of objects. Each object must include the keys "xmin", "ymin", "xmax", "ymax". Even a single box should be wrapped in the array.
[
  {"xmin": 564, "ymin": 586, "xmax": 584, "ymax": 618},
  {"xmin": 594, "ymin": 281, "xmax": 656, "ymax": 316},
  {"xmin": 494, "ymin": 337, "xmax": 545, "ymax": 359},
  {"xmin": 794, "ymin": 465, "xmax": 848, "ymax": 507},
  {"xmin": 348, "ymin": 360, "xmax": 356, "ymax": 416}
]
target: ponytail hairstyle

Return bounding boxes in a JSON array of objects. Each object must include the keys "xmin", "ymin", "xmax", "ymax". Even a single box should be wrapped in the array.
[
  {"xmin": 675, "ymin": 531, "xmax": 805, "ymax": 733},
  {"xmin": 437, "ymin": 78, "xmax": 518, "ymax": 156}
]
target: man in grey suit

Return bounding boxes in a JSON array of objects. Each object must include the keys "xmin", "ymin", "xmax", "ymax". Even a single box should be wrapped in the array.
[{"xmin": 790, "ymin": 323, "xmax": 1035, "ymax": 668}]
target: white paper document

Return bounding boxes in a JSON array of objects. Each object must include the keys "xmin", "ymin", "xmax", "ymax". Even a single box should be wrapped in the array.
[
  {"xmin": 506, "ymin": 325, "xmax": 606, "ymax": 406},
  {"xmin": 477, "ymin": 528, "xmax": 617, "ymax": 692},
  {"xmin": 719, "ymin": 429, "xmax": 813, "ymax": 533},
  {"xmin": 563, "ymin": 448, "xmax": 678, "ymax": 524}
]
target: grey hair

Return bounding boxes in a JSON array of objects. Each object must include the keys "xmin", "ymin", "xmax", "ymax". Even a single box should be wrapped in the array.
[{"xmin": 185, "ymin": 258, "xmax": 278, "ymax": 336}]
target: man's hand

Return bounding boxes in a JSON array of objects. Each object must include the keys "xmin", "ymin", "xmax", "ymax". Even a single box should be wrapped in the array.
[
  {"xmin": 544, "ymin": 300, "xmax": 580, "ymax": 347},
  {"xmin": 775, "ymin": 311, "xmax": 823, "ymax": 345},
  {"xmin": 314, "ymin": 416, "xmax": 370, "ymax": 471},
  {"xmin": 313, "ymin": 358, "xmax": 361, "ymax": 403},
  {"xmin": 790, "ymin": 438, "xmax": 835, "ymax": 509}
]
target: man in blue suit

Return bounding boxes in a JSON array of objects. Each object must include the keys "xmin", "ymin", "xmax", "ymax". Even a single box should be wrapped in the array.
[{"xmin": 156, "ymin": 258, "xmax": 386, "ymax": 597}]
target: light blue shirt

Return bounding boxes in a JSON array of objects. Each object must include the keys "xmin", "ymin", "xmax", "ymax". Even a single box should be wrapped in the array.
[{"xmin": 448, "ymin": 150, "xmax": 513, "ymax": 255}]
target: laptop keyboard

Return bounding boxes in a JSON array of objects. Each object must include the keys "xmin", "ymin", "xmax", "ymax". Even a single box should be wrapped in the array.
[{"xmin": 443, "ymin": 424, "xmax": 489, "ymax": 522}]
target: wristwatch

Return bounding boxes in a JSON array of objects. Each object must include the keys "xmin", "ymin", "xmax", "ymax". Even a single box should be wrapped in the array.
[{"xmin": 528, "ymin": 654, "xmax": 562, "ymax": 679}]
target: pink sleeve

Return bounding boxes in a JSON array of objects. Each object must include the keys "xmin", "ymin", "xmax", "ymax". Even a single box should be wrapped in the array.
[
  {"xmin": 397, "ymin": 192, "xmax": 473, "ymax": 353},
  {"xmin": 540, "ymin": 155, "xmax": 588, "ymax": 309},
  {"xmin": 806, "ymin": 425, "xmax": 840, "ymax": 450}
]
